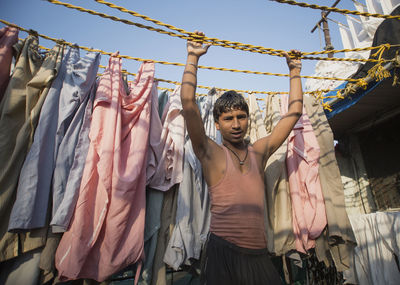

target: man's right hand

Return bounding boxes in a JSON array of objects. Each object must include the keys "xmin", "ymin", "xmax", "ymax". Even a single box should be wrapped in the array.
[{"xmin": 187, "ymin": 30, "xmax": 211, "ymax": 58}]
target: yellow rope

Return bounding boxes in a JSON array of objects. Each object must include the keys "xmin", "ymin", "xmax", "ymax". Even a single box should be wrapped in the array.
[
  {"xmin": 94, "ymin": 0, "xmax": 400, "ymax": 57},
  {"xmin": 7, "ymin": 19, "xmax": 390, "ymax": 109},
  {"xmin": 45, "ymin": 0, "xmax": 393, "ymax": 63},
  {"xmin": 46, "ymin": 0, "xmax": 286, "ymax": 57},
  {"xmin": 98, "ymin": 65, "xmax": 342, "ymax": 98},
  {"xmin": 157, "ymin": 86, "xmax": 209, "ymax": 97},
  {"xmin": 271, "ymin": 0, "xmax": 400, "ymax": 20},
  {"xmin": 5, "ymin": 19, "xmax": 368, "ymax": 83},
  {"xmin": 367, "ymin": 43, "xmax": 392, "ymax": 81}
]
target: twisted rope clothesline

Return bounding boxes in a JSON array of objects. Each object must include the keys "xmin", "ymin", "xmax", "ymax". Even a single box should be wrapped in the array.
[
  {"xmin": 270, "ymin": 0, "xmax": 400, "ymax": 20},
  {"xmin": 45, "ymin": 0, "xmax": 394, "ymax": 63},
  {"xmin": 93, "ymin": 0, "xmax": 397, "ymax": 57},
  {"xmin": 2, "ymin": 19, "xmax": 367, "ymax": 83},
  {"xmin": 3, "ymin": 19, "xmax": 392, "ymax": 110},
  {"xmin": 98, "ymin": 65, "xmax": 341, "ymax": 100}
]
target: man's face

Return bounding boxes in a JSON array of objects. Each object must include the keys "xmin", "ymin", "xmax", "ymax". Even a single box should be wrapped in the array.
[{"xmin": 215, "ymin": 108, "xmax": 248, "ymax": 144}]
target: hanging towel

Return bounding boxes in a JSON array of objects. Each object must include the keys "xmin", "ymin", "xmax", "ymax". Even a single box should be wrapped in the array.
[{"xmin": 55, "ymin": 56, "xmax": 155, "ymax": 282}]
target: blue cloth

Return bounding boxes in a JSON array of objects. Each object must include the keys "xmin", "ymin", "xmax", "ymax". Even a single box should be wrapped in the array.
[
  {"xmin": 8, "ymin": 47, "xmax": 100, "ymax": 231},
  {"xmin": 50, "ymin": 82, "xmax": 97, "ymax": 232}
]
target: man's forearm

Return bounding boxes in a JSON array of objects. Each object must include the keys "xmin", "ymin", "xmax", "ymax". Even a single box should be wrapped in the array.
[
  {"xmin": 181, "ymin": 54, "xmax": 200, "ymax": 105},
  {"xmin": 288, "ymin": 69, "xmax": 303, "ymax": 115}
]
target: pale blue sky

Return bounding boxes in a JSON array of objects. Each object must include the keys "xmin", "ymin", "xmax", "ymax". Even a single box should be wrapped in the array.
[{"xmin": 0, "ymin": 0, "xmax": 358, "ymax": 97}]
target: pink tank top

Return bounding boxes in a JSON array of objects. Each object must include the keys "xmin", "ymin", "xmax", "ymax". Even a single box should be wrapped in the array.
[{"xmin": 208, "ymin": 145, "xmax": 267, "ymax": 249}]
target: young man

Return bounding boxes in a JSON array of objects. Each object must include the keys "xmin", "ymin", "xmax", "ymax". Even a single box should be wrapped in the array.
[{"xmin": 180, "ymin": 31, "xmax": 303, "ymax": 284}]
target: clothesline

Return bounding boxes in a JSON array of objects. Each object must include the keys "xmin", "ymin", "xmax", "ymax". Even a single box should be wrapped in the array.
[
  {"xmin": 97, "ymin": 65, "xmax": 340, "ymax": 100},
  {"xmin": 2, "ymin": 15, "xmax": 393, "ymax": 111},
  {"xmin": 46, "ymin": 0, "xmax": 397, "ymax": 63},
  {"xmin": 93, "ymin": 0, "xmax": 396, "ymax": 57},
  {"xmin": 33, "ymin": 40, "xmax": 340, "ymax": 105},
  {"xmin": 1, "ymin": 18, "xmax": 366, "ymax": 84}
]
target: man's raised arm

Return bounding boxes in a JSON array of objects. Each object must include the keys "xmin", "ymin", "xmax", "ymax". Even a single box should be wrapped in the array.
[
  {"xmin": 254, "ymin": 50, "xmax": 303, "ymax": 166},
  {"xmin": 180, "ymin": 31, "xmax": 211, "ymax": 160}
]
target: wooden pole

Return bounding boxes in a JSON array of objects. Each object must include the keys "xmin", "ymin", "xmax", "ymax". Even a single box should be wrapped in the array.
[
  {"xmin": 311, "ymin": 0, "xmax": 340, "ymax": 58},
  {"xmin": 321, "ymin": 11, "xmax": 334, "ymax": 58}
]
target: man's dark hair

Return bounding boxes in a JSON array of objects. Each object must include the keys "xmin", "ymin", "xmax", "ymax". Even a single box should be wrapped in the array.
[{"xmin": 213, "ymin": 90, "xmax": 249, "ymax": 122}]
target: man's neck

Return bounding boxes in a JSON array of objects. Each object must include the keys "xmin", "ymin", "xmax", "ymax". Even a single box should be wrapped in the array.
[{"xmin": 222, "ymin": 139, "xmax": 247, "ymax": 150}]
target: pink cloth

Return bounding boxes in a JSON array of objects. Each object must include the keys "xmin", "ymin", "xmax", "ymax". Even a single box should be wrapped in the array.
[
  {"xmin": 147, "ymin": 86, "xmax": 184, "ymax": 190},
  {"xmin": 0, "ymin": 26, "xmax": 18, "ymax": 101},
  {"xmin": 281, "ymin": 95, "xmax": 327, "ymax": 253},
  {"xmin": 55, "ymin": 56, "xmax": 155, "ymax": 281}
]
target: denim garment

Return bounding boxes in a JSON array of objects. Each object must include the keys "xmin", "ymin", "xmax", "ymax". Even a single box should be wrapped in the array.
[{"xmin": 8, "ymin": 47, "xmax": 100, "ymax": 231}]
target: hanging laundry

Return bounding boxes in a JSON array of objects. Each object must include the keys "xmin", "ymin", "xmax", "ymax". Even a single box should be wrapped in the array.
[
  {"xmin": 140, "ymin": 86, "xmax": 185, "ymax": 284},
  {"xmin": 140, "ymin": 187, "xmax": 164, "ymax": 285},
  {"xmin": 8, "ymin": 46, "xmax": 100, "ymax": 231},
  {"xmin": 0, "ymin": 247, "xmax": 42, "ymax": 285},
  {"xmin": 0, "ymin": 26, "xmax": 18, "ymax": 102},
  {"xmin": 246, "ymin": 92, "xmax": 268, "ymax": 143},
  {"xmin": 50, "ymin": 83, "xmax": 97, "ymax": 232},
  {"xmin": 158, "ymin": 90, "xmax": 169, "ymax": 117},
  {"xmin": 140, "ymin": 81, "xmax": 164, "ymax": 285},
  {"xmin": 304, "ymin": 95, "xmax": 356, "ymax": 272},
  {"xmin": 281, "ymin": 94, "xmax": 327, "ymax": 254},
  {"xmin": 0, "ymin": 35, "xmax": 64, "ymax": 262},
  {"xmin": 148, "ymin": 86, "xmax": 184, "ymax": 190},
  {"xmin": 263, "ymin": 94, "xmax": 295, "ymax": 256},
  {"xmin": 164, "ymin": 88, "xmax": 221, "ymax": 270},
  {"xmin": 150, "ymin": 184, "xmax": 179, "ymax": 285},
  {"xmin": 55, "ymin": 56, "xmax": 155, "ymax": 282},
  {"xmin": 347, "ymin": 211, "xmax": 400, "ymax": 285}
]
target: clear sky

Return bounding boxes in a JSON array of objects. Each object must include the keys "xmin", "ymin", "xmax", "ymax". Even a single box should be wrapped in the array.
[{"xmin": 0, "ymin": 0, "xmax": 359, "ymax": 98}]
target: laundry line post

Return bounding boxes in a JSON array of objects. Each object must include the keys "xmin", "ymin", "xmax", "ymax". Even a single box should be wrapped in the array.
[{"xmin": 310, "ymin": 0, "xmax": 341, "ymax": 58}]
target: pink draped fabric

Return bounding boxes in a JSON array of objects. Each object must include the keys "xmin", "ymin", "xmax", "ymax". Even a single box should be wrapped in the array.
[
  {"xmin": 55, "ymin": 56, "xmax": 155, "ymax": 281},
  {"xmin": 281, "ymin": 95, "xmax": 327, "ymax": 253},
  {"xmin": 0, "ymin": 26, "xmax": 18, "ymax": 101}
]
